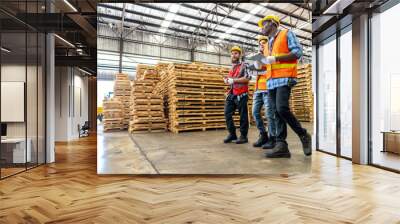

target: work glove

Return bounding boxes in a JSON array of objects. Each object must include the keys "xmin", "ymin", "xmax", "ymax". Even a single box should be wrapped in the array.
[
  {"xmin": 223, "ymin": 77, "xmax": 233, "ymax": 84},
  {"xmin": 260, "ymin": 56, "xmax": 276, "ymax": 64},
  {"xmin": 253, "ymin": 60, "xmax": 262, "ymax": 69},
  {"xmin": 226, "ymin": 78, "xmax": 234, "ymax": 85}
]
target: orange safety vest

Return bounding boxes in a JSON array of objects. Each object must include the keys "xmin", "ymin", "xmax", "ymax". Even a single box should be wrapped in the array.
[
  {"xmin": 255, "ymin": 42, "xmax": 268, "ymax": 91},
  {"xmin": 264, "ymin": 29, "xmax": 298, "ymax": 80},
  {"xmin": 255, "ymin": 74, "xmax": 267, "ymax": 91}
]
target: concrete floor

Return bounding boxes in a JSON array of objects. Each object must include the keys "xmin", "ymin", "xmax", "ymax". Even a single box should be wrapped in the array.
[{"xmin": 98, "ymin": 123, "xmax": 313, "ymax": 175}]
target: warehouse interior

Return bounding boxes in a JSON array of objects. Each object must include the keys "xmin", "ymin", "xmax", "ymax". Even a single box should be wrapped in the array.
[
  {"xmin": 1, "ymin": 0, "xmax": 400, "ymax": 223},
  {"xmin": 97, "ymin": 2, "xmax": 314, "ymax": 174}
]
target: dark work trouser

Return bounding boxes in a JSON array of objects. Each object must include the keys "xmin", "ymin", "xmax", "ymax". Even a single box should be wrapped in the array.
[
  {"xmin": 267, "ymin": 86, "xmax": 307, "ymax": 143},
  {"xmin": 224, "ymin": 94, "xmax": 249, "ymax": 137}
]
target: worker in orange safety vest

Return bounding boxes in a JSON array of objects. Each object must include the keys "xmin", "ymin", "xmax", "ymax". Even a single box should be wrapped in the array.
[
  {"xmin": 251, "ymin": 35, "xmax": 277, "ymax": 148},
  {"xmin": 252, "ymin": 15, "xmax": 312, "ymax": 158}
]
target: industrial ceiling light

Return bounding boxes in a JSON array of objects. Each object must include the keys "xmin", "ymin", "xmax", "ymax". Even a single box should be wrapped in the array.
[
  {"xmin": 159, "ymin": 4, "xmax": 181, "ymax": 34},
  {"xmin": 297, "ymin": 22, "xmax": 309, "ymax": 29},
  {"xmin": 216, "ymin": 4, "xmax": 263, "ymax": 42},
  {"xmin": 1, "ymin": 47, "xmax": 11, "ymax": 53},
  {"xmin": 292, "ymin": 21, "xmax": 310, "ymax": 32},
  {"xmin": 63, "ymin": 0, "xmax": 78, "ymax": 12},
  {"xmin": 54, "ymin": 34, "xmax": 75, "ymax": 48}
]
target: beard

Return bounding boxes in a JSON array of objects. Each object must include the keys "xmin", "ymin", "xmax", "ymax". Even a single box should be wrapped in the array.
[
  {"xmin": 262, "ymin": 28, "xmax": 271, "ymax": 36},
  {"xmin": 231, "ymin": 57, "xmax": 239, "ymax": 63}
]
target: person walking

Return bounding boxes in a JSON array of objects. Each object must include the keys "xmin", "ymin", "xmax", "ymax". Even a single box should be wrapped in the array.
[
  {"xmin": 251, "ymin": 35, "xmax": 277, "ymax": 148},
  {"xmin": 253, "ymin": 15, "xmax": 312, "ymax": 158},
  {"xmin": 223, "ymin": 46, "xmax": 251, "ymax": 144}
]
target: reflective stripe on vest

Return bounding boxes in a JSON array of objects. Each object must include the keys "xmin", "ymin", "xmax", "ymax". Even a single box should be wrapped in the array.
[
  {"xmin": 255, "ymin": 74, "xmax": 267, "ymax": 91},
  {"xmin": 255, "ymin": 41, "xmax": 268, "ymax": 91},
  {"xmin": 228, "ymin": 63, "xmax": 248, "ymax": 96},
  {"xmin": 264, "ymin": 29, "xmax": 298, "ymax": 80}
]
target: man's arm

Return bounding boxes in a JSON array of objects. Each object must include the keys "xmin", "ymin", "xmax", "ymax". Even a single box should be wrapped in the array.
[
  {"xmin": 275, "ymin": 30, "xmax": 303, "ymax": 62},
  {"xmin": 234, "ymin": 63, "xmax": 251, "ymax": 84},
  {"xmin": 233, "ymin": 77, "xmax": 250, "ymax": 84},
  {"xmin": 225, "ymin": 63, "xmax": 251, "ymax": 84}
]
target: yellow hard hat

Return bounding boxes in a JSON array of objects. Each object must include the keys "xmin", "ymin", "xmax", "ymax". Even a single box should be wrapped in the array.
[
  {"xmin": 257, "ymin": 35, "xmax": 268, "ymax": 43},
  {"xmin": 258, "ymin": 15, "xmax": 280, "ymax": 28},
  {"xmin": 231, "ymin": 46, "xmax": 242, "ymax": 54}
]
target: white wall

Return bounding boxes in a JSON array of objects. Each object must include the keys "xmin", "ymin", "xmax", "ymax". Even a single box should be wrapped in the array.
[
  {"xmin": 1, "ymin": 64, "xmax": 38, "ymax": 138},
  {"xmin": 55, "ymin": 66, "xmax": 89, "ymax": 141},
  {"xmin": 1, "ymin": 63, "xmax": 46, "ymax": 164}
]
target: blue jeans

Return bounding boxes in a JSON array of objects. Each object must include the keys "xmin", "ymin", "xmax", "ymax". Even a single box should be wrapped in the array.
[{"xmin": 252, "ymin": 91, "xmax": 276, "ymax": 137}]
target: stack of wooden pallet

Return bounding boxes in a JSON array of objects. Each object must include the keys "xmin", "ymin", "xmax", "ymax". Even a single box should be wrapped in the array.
[
  {"xmin": 103, "ymin": 98, "xmax": 123, "ymax": 131},
  {"xmin": 136, "ymin": 64, "xmax": 155, "ymax": 80},
  {"xmin": 113, "ymin": 73, "xmax": 131, "ymax": 129},
  {"xmin": 140, "ymin": 68, "xmax": 159, "ymax": 81},
  {"xmin": 164, "ymin": 63, "xmax": 242, "ymax": 133},
  {"xmin": 155, "ymin": 63, "xmax": 170, "ymax": 74},
  {"xmin": 152, "ymin": 69, "xmax": 170, "ymax": 129},
  {"xmin": 129, "ymin": 79, "xmax": 167, "ymax": 133},
  {"xmin": 290, "ymin": 64, "xmax": 313, "ymax": 122}
]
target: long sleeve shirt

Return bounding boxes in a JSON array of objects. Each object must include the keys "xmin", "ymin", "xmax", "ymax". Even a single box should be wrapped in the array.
[{"xmin": 267, "ymin": 29, "xmax": 303, "ymax": 90}]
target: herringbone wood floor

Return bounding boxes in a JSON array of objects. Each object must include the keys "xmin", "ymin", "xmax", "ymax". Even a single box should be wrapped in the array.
[{"xmin": 1, "ymin": 135, "xmax": 400, "ymax": 223}]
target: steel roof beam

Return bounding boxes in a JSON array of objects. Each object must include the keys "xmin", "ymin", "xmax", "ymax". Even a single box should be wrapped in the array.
[
  {"xmin": 99, "ymin": 3, "xmax": 311, "ymax": 45},
  {"xmin": 98, "ymin": 21, "xmax": 312, "ymax": 59},
  {"xmin": 219, "ymin": 3, "xmax": 311, "ymax": 34},
  {"xmin": 98, "ymin": 13, "xmax": 261, "ymax": 49}
]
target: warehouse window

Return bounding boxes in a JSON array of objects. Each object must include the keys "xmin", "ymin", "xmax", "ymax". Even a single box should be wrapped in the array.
[
  {"xmin": 339, "ymin": 26, "xmax": 352, "ymax": 159},
  {"xmin": 317, "ymin": 35, "xmax": 337, "ymax": 154},
  {"xmin": 370, "ymin": 2, "xmax": 400, "ymax": 171}
]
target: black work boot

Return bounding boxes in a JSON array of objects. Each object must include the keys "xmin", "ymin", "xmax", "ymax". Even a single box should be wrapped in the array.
[
  {"xmin": 265, "ymin": 141, "xmax": 291, "ymax": 158},
  {"xmin": 223, "ymin": 133, "xmax": 237, "ymax": 143},
  {"xmin": 236, "ymin": 135, "xmax": 248, "ymax": 144},
  {"xmin": 300, "ymin": 132, "xmax": 312, "ymax": 156},
  {"xmin": 253, "ymin": 132, "xmax": 269, "ymax": 147},
  {"xmin": 262, "ymin": 136, "xmax": 276, "ymax": 149}
]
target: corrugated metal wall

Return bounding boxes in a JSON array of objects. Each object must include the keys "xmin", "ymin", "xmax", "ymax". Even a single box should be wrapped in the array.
[{"xmin": 97, "ymin": 23, "xmax": 232, "ymax": 80}]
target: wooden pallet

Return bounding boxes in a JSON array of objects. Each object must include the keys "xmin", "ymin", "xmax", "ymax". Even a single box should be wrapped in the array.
[
  {"xmin": 289, "ymin": 64, "xmax": 313, "ymax": 122},
  {"xmin": 129, "ymin": 76, "xmax": 167, "ymax": 133},
  {"xmin": 103, "ymin": 99, "xmax": 123, "ymax": 131},
  {"xmin": 112, "ymin": 73, "xmax": 132, "ymax": 129},
  {"xmin": 160, "ymin": 62, "xmax": 251, "ymax": 133}
]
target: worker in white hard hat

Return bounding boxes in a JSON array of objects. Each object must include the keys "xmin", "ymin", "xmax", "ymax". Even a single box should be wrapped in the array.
[
  {"xmin": 252, "ymin": 14, "xmax": 311, "ymax": 158},
  {"xmin": 223, "ymin": 46, "xmax": 251, "ymax": 144}
]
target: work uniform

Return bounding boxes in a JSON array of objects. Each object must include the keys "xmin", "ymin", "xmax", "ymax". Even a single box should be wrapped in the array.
[
  {"xmin": 252, "ymin": 44, "xmax": 276, "ymax": 139},
  {"xmin": 264, "ymin": 29, "xmax": 307, "ymax": 144},
  {"xmin": 224, "ymin": 62, "xmax": 251, "ymax": 138}
]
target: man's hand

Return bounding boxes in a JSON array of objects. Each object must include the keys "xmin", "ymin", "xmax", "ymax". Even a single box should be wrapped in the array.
[
  {"xmin": 247, "ymin": 53, "xmax": 265, "ymax": 61},
  {"xmin": 253, "ymin": 60, "xmax": 262, "ymax": 69},
  {"xmin": 226, "ymin": 78, "xmax": 234, "ymax": 85},
  {"xmin": 260, "ymin": 56, "xmax": 276, "ymax": 64}
]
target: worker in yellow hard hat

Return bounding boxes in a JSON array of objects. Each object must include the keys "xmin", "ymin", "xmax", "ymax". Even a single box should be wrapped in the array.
[
  {"xmin": 252, "ymin": 14, "xmax": 312, "ymax": 158},
  {"xmin": 223, "ymin": 45, "xmax": 251, "ymax": 144},
  {"xmin": 257, "ymin": 35, "xmax": 268, "ymax": 51}
]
